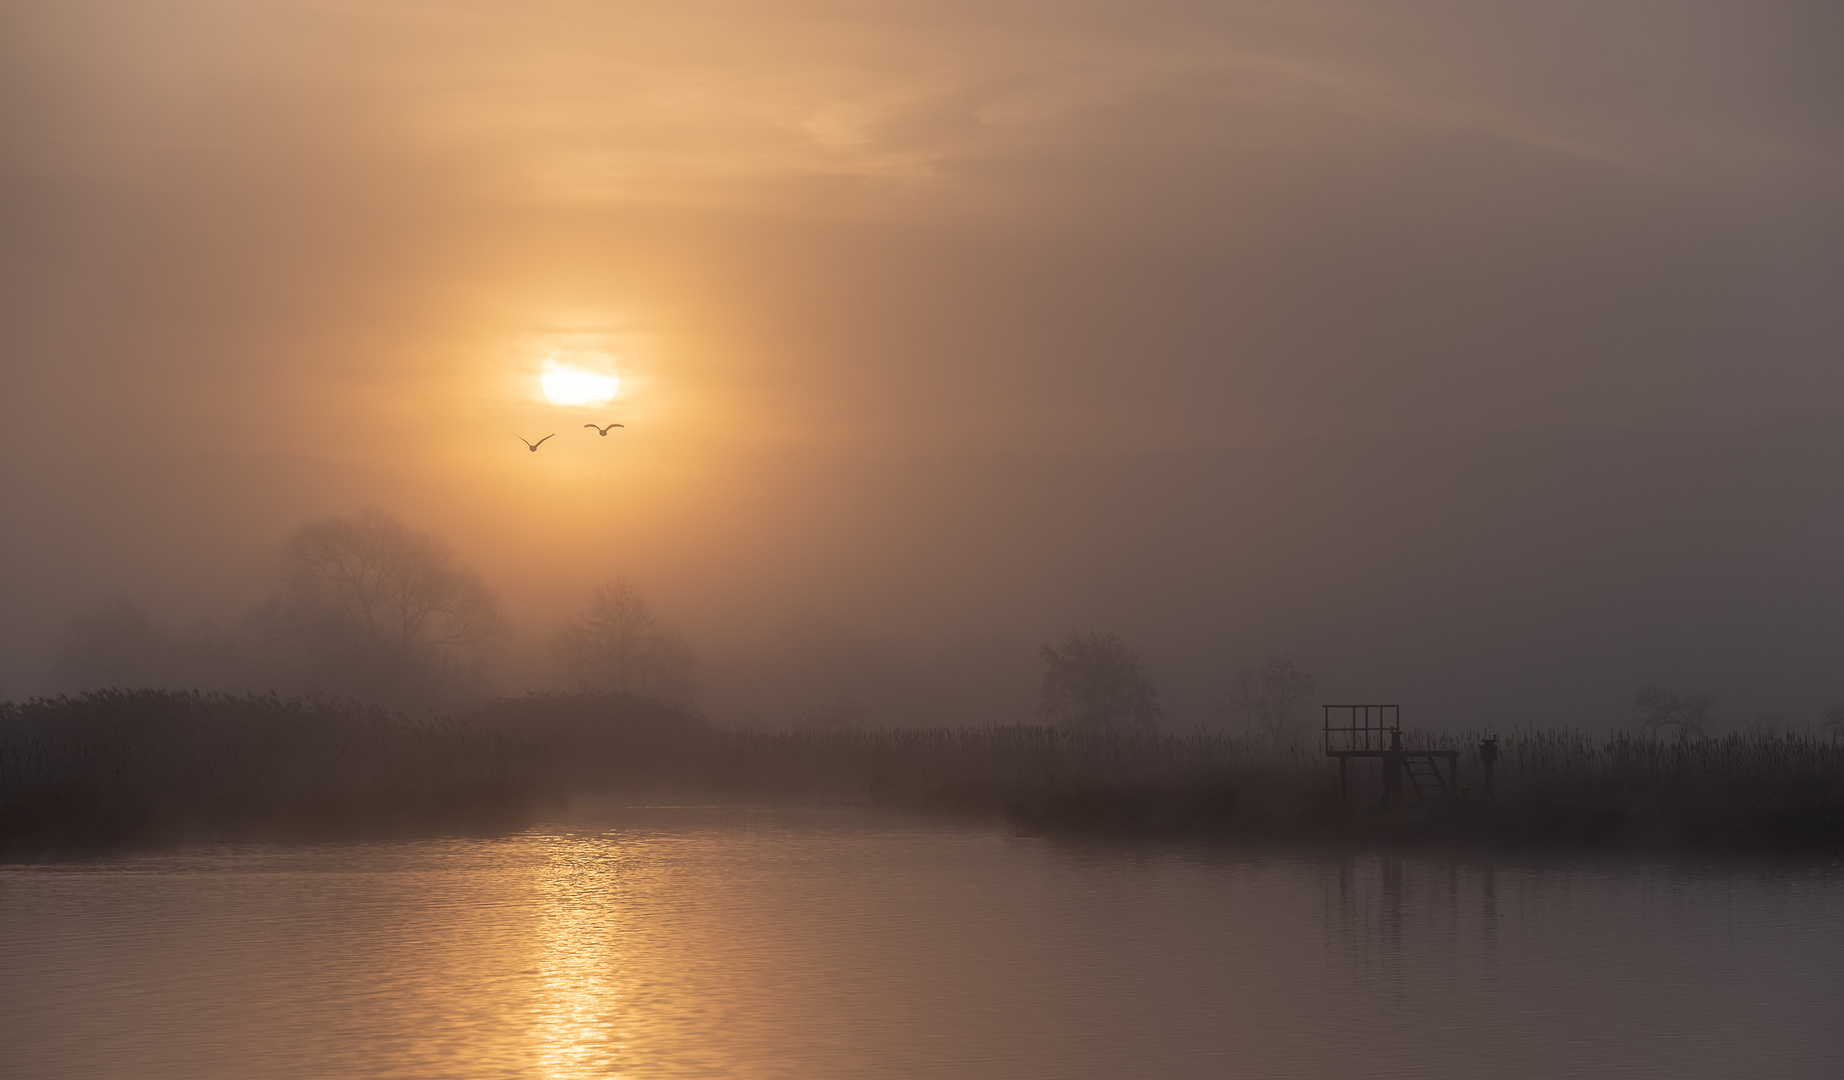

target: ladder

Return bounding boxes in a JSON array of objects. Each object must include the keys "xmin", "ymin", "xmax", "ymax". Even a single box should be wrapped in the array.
[{"xmin": 1401, "ymin": 755, "xmax": 1451, "ymax": 802}]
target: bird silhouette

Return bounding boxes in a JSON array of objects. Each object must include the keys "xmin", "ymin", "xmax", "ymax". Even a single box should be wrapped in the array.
[
  {"xmin": 584, "ymin": 423, "xmax": 625, "ymax": 436},
  {"xmin": 516, "ymin": 434, "xmax": 554, "ymax": 452}
]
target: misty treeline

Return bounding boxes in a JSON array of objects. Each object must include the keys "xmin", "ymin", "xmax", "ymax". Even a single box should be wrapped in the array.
[
  {"xmin": 550, "ymin": 580, "xmax": 696, "ymax": 702},
  {"xmin": 45, "ymin": 506, "xmax": 1339, "ymax": 734},
  {"xmin": 1627, "ymin": 685, "xmax": 1844, "ymax": 742},
  {"xmin": 19, "ymin": 511, "xmax": 1844, "ymax": 857},
  {"xmin": 1034, "ymin": 629, "xmax": 1844, "ymax": 742},
  {"xmin": 54, "ymin": 502, "xmax": 1844, "ymax": 739},
  {"xmin": 7, "ymin": 688, "xmax": 1842, "ymax": 857},
  {"xmin": 1034, "ymin": 634, "xmax": 1324, "ymax": 743},
  {"xmin": 51, "ymin": 508, "xmax": 697, "ymax": 714}
]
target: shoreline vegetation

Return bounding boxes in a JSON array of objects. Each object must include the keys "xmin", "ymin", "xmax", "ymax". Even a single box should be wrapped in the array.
[{"xmin": 4, "ymin": 690, "xmax": 1842, "ymax": 859}]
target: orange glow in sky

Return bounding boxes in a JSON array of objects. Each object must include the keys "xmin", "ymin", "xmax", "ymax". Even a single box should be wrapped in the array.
[
  {"xmin": 5, "ymin": 0, "xmax": 1841, "ymax": 722},
  {"xmin": 541, "ymin": 353, "xmax": 620, "ymax": 407}
]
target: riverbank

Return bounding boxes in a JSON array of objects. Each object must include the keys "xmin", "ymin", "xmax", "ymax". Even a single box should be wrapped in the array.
[
  {"xmin": 0, "ymin": 691, "xmax": 537, "ymax": 855},
  {"xmin": 5, "ymin": 691, "xmax": 1842, "ymax": 857},
  {"xmin": 682, "ymin": 724, "xmax": 1844, "ymax": 856}
]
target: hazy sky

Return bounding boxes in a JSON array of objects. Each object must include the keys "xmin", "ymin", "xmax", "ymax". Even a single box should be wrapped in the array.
[{"xmin": 4, "ymin": 1, "xmax": 1842, "ymax": 727}]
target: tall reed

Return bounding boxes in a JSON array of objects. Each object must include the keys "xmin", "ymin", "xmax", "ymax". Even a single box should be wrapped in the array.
[
  {"xmin": 1, "ymin": 690, "xmax": 533, "ymax": 854},
  {"xmin": 9, "ymin": 691, "xmax": 1842, "ymax": 855}
]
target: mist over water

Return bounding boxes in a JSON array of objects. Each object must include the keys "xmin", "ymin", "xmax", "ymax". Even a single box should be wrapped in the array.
[
  {"xmin": 6, "ymin": 6, "xmax": 1844, "ymax": 1074},
  {"xmin": 9, "ymin": 421, "xmax": 1844, "ymax": 730}
]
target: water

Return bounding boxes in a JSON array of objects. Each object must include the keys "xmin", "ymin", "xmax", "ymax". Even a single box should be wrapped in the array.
[{"xmin": 4, "ymin": 800, "xmax": 1842, "ymax": 1079}]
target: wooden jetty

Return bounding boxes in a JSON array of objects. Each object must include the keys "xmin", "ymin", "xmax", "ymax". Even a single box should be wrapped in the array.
[{"xmin": 1323, "ymin": 705, "xmax": 1462, "ymax": 811}]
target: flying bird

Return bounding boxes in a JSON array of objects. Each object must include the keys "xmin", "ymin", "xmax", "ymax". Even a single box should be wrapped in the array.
[
  {"xmin": 516, "ymin": 434, "xmax": 554, "ymax": 452},
  {"xmin": 584, "ymin": 423, "xmax": 625, "ymax": 436}
]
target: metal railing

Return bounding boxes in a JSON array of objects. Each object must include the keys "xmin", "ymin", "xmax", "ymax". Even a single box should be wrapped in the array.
[{"xmin": 1323, "ymin": 704, "xmax": 1400, "ymax": 754}]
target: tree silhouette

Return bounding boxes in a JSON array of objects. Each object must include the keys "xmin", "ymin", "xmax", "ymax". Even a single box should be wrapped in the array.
[
  {"xmin": 550, "ymin": 579, "xmax": 697, "ymax": 702},
  {"xmin": 1035, "ymin": 631, "xmax": 1161, "ymax": 734},
  {"xmin": 1235, "ymin": 656, "xmax": 1318, "ymax": 744},
  {"xmin": 1821, "ymin": 703, "xmax": 1844, "ymax": 743},
  {"xmin": 787, "ymin": 697, "xmax": 869, "ymax": 732},
  {"xmin": 1741, "ymin": 711, "xmax": 1788, "ymax": 737},
  {"xmin": 248, "ymin": 508, "xmax": 505, "ymax": 708},
  {"xmin": 1632, "ymin": 686, "xmax": 1714, "ymax": 741}
]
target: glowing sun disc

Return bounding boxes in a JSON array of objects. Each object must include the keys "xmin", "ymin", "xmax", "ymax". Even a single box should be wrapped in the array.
[{"xmin": 541, "ymin": 359, "xmax": 619, "ymax": 406}]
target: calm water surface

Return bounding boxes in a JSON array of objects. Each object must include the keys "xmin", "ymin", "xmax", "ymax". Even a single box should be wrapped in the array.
[{"xmin": 3, "ymin": 800, "xmax": 1842, "ymax": 1079}]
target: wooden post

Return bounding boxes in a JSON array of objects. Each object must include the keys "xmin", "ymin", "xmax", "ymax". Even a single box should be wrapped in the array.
[
  {"xmin": 1479, "ymin": 736, "xmax": 1498, "ymax": 801},
  {"xmin": 1381, "ymin": 729, "xmax": 1404, "ymax": 810}
]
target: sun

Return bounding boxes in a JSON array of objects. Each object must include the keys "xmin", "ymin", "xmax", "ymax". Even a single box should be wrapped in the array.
[{"xmin": 540, "ymin": 351, "xmax": 619, "ymax": 406}]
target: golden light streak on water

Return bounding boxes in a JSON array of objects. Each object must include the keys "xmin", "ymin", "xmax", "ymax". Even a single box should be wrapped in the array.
[
  {"xmin": 531, "ymin": 836, "xmax": 632, "ymax": 1078},
  {"xmin": 4, "ymin": 805, "xmax": 1844, "ymax": 1079}
]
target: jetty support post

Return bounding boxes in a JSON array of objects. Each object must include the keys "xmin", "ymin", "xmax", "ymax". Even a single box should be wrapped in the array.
[
  {"xmin": 1479, "ymin": 736, "xmax": 1498, "ymax": 801},
  {"xmin": 1381, "ymin": 728, "xmax": 1404, "ymax": 811}
]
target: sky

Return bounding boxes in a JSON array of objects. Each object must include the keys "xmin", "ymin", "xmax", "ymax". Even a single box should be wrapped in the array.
[{"xmin": 3, "ymin": 0, "xmax": 1842, "ymax": 729}]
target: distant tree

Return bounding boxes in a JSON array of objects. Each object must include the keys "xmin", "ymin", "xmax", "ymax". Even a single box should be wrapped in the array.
[
  {"xmin": 787, "ymin": 698, "xmax": 869, "ymax": 732},
  {"xmin": 247, "ymin": 508, "xmax": 506, "ymax": 708},
  {"xmin": 1822, "ymin": 703, "xmax": 1844, "ymax": 743},
  {"xmin": 1632, "ymin": 686, "xmax": 1714, "ymax": 741},
  {"xmin": 1741, "ymin": 711, "xmax": 1788, "ymax": 738},
  {"xmin": 550, "ymin": 579, "xmax": 698, "ymax": 702},
  {"xmin": 51, "ymin": 597, "xmax": 170, "ymax": 691},
  {"xmin": 1035, "ymin": 631, "xmax": 1161, "ymax": 734},
  {"xmin": 1235, "ymin": 656, "xmax": 1319, "ymax": 744}
]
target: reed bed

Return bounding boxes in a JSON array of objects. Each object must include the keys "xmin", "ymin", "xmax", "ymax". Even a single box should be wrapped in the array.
[
  {"xmin": 688, "ymin": 726, "xmax": 1344, "ymax": 839},
  {"xmin": 1419, "ymin": 729, "xmax": 1844, "ymax": 851},
  {"xmin": 7, "ymin": 691, "xmax": 1842, "ymax": 855},
  {"xmin": 0, "ymin": 690, "xmax": 534, "ymax": 854},
  {"xmin": 606, "ymin": 724, "xmax": 1844, "ymax": 852}
]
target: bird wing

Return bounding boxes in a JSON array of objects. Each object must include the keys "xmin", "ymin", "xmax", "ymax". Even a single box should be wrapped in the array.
[
  {"xmin": 515, "ymin": 434, "xmax": 533, "ymax": 447},
  {"xmin": 611, "ymin": 424, "xmax": 625, "ymax": 428},
  {"xmin": 534, "ymin": 433, "xmax": 555, "ymax": 447},
  {"xmin": 584, "ymin": 424, "xmax": 598, "ymax": 430}
]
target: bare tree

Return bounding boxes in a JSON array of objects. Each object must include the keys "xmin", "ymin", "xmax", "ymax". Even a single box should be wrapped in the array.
[
  {"xmin": 1235, "ymin": 656, "xmax": 1319, "ymax": 744},
  {"xmin": 787, "ymin": 698, "xmax": 869, "ymax": 732},
  {"xmin": 1632, "ymin": 686, "xmax": 1714, "ymax": 741},
  {"xmin": 1741, "ymin": 711, "xmax": 1788, "ymax": 738},
  {"xmin": 1822, "ymin": 703, "xmax": 1844, "ymax": 743},
  {"xmin": 550, "ymin": 580, "xmax": 697, "ymax": 702},
  {"xmin": 1035, "ymin": 631, "xmax": 1161, "ymax": 734},
  {"xmin": 248, "ymin": 508, "xmax": 506, "ymax": 708}
]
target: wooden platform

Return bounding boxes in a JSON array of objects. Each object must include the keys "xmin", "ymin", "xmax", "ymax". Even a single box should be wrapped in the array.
[{"xmin": 1323, "ymin": 705, "xmax": 1462, "ymax": 810}]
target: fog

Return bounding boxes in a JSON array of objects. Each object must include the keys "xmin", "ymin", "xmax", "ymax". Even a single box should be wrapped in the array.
[{"xmin": 4, "ymin": 1, "xmax": 1842, "ymax": 731}]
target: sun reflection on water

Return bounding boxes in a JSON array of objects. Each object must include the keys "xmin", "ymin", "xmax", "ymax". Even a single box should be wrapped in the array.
[
  {"xmin": 530, "ymin": 835, "xmax": 634, "ymax": 1079},
  {"xmin": 9, "ymin": 808, "xmax": 1844, "ymax": 1080}
]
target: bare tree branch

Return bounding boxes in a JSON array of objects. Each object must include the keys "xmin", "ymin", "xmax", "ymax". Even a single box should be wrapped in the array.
[
  {"xmin": 1235, "ymin": 657, "xmax": 1318, "ymax": 744},
  {"xmin": 248, "ymin": 508, "xmax": 506, "ymax": 708},
  {"xmin": 1632, "ymin": 686, "xmax": 1715, "ymax": 741},
  {"xmin": 1036, "ymin": 632, "xmax": 1162, "ymax": 734},
  {"xmin": 550, "ymin": 580, "xmax": 698, "ymax": 703}
]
